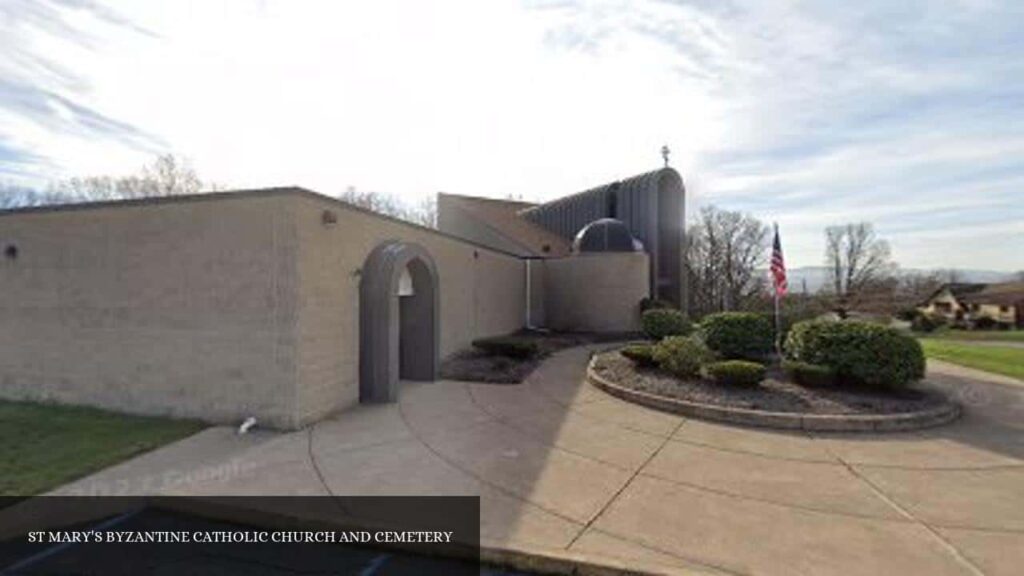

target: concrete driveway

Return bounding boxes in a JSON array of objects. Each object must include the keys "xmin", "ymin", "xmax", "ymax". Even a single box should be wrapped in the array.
[{"xmin": 56, "ymin": 346, "xmax": 1024, "ymax": 576}]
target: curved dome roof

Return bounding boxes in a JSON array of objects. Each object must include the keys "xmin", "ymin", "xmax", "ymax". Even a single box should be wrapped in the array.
[{"xmin": 572, "ymin": 218, "xmax": 642, "ymax": 253}]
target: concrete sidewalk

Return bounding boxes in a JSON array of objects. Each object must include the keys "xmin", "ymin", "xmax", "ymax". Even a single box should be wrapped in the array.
[{"xmin": 55, "ymin": 348, "xmax": 1024, "ymax": 576}]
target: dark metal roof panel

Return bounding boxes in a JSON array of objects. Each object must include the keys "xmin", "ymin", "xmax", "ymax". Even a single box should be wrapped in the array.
[{"xmin": 519, "ymin": 168, "xmax": 682, "ymax": 246}]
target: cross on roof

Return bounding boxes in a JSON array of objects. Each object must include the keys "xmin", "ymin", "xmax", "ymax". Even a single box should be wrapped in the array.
[{"xmin": 661, "ymin": 144, "xmax": 671, "ymax": 167}]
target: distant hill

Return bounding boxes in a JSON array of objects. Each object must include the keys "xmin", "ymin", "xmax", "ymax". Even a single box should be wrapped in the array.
[{"xmin": 783, "ymin": 267, "xmax": 1017, "ymax": 294}]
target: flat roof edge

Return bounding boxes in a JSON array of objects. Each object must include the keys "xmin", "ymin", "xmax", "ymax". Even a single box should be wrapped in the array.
[
  {"xmin": 0, "ymin": 187, "xmax": 308, "ymax": 217},
  {"xmin": 0, "ymin": 186, "xmax": 528, "ymax": 260}
]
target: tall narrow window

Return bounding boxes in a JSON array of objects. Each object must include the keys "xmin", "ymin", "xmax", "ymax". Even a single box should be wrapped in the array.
[{"xmin": 606, "ymin": 185, "xmax": 619, "ymax": 218}]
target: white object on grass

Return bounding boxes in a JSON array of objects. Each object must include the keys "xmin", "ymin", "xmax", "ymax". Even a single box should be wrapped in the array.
[{"xmin": 238, "ymin": 417, "xmax": 257, "ymax": 435}]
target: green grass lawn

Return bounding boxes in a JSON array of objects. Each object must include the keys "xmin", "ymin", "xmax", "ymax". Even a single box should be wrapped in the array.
[
  {"xmin": 927, "ymin": 328, "xmax": 1024, "ymax": 343},
  {"xmin": 920, "ymin": 339, "xmax": 1024, "ymax": 381},
  {"xmin": 0, "ymin": 400, "xmax": 205, "ymax": 496}
]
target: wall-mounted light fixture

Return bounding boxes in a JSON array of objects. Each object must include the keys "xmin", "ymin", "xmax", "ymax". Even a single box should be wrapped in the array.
[{"xmin": 4, "ymin": 244, "xmax": 17, "ymax": 260}]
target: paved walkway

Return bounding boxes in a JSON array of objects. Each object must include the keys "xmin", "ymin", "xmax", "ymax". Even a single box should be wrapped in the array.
[{"xmin": 55, "ymin": 347, "xmax": 1024, "ymax": 576}]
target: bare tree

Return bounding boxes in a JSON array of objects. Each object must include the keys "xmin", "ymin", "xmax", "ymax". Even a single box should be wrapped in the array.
[
  {"xmin": 2, "ymin": 154, "xmax": 207, "ymax": 209},
  {"xmin": 410, "ymin": 195, "xmax": 437, "ymax": 228},
  {"xmin": 824, "ymin": 222, "xmax": 895, "ymax": 317},
  {"xmin": 1, "ymin": 183, "xmax": 32, "ymax": 208},
  {"xmin": 685, "ymin": 206, "xmax": 770, "ymax": 318},
  {"xmin": 144, "ymin": 155, "xmax": 201, "ymax": 196},
  {"xmin": 339, "ymin": 186, "xmax": 437, "ymax": 229},
  {"xmin": 1, "ymin": 182, "xmax": 78, "ymax": 208},
  {"xmin": 899, "ymin": 270, "xmax": 942, "ymax": 301}
]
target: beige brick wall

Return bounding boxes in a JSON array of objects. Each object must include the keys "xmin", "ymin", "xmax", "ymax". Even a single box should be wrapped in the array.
[
  {"xmin": 288, "ymin": 194, "xmax": 527, "ymax": 425},
  {"xmin": 543, "ymin": 253, "xmax": 649, "ymax": 333},
  {"xmin": 0, "ymin": 190, "xmax": 528, "ymax": 429},
  {"xmin": 0, "ymin": 194, "xmax": 301, "ymax": 428}
]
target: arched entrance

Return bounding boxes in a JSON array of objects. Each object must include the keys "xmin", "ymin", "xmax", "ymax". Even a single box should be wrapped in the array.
[{"xmin": 359, "ymin": 241, "xmax": 440, "ymax": 403}]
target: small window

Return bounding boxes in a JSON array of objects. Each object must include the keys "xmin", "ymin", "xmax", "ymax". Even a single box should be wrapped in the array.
[
  {"xmin": 3, "ymin": 244, "xmax": 16, "ymax": 260},
  {"xmin": 606, "ymin": 183, "xmax": 620, "ymax": 218}
]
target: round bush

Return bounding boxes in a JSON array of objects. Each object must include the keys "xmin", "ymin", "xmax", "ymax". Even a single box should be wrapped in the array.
[
  {"xmin": 704, "ymin": 360, "xmax": 766, "ymax": 386},
  {"xmin": 784, "ymin": 320, "xmax": 925, "ymax": 389},
  {"xmin": 698, "ymin": 312, "xmax": 775, "ymax": 360},
  {"xmin": 640, "ymin": 297, "xmax": 674, "ymax": 313},
  {"xmin": 652, "ymin": 336, "xmax": 714, "ymax": 379},
  {"xmin": 911, "ymin": 313, "xmax": 944, "ymax": 333},
  {"xmin": 620, "ymin": 344, "xmax": 657, "ymax": 368},
  {"xmin": 972, "ymin": 316, "xmax": 998, "ymax": 330},
  {"xmin": 781, "ymin": 360, "xmax": 836, "ymax": 388},
  {"xmin": 895, "ymin": 308, "xmax": 919, "ymax": 322},
  {"xmin": 641, "ymin": 309, "xmax": 692, "ymax": 341}
]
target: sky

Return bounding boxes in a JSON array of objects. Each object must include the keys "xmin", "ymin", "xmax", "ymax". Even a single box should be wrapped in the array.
[{"xmin": 1, "ymin": 0, "xmax": 1022, "ymax": 271}]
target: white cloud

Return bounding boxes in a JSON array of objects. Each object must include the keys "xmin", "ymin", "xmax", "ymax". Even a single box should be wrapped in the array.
[{"xmin": 1, "ymin": 0, "xmax": 1022, "ymax": 271}]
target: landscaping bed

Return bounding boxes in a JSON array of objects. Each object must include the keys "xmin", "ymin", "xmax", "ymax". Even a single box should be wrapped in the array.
[
  {"xmin": 592, "ymin": 351, "xmax": 949, "ymax": 416},
  {"xmin": 440, "ymin": 330, "xmax": 637, "ymax": 384},
  {"xmin": 589, "ymin": 311, "xmax": 960, "ymax": 431}
]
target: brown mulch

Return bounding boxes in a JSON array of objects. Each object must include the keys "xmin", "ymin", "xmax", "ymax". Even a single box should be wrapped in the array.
[
  {"xmin": 440, "ymin": 331, "xmax": 638, "ymax": 384},
  {"xmin": 592, "ymin": 351, "xmax": 950, "ymax": 415}
]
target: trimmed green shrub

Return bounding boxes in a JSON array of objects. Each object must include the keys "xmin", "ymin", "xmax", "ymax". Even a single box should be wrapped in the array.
[
  {"xmin": 895, "ymin": 308, "xmax": 920, "ymax": 322},
  {"xmin": 704, "ymin": 360, "xmax": 766, "ymax": 386},
  {"xmin": 757, "ymin": 311, "xmax": 814, "ymax": 347},
  {"xmin": 620, "ymin": 344, "xmax": 658, "ymax": 368},
  {"xmin": 698, "ymin": 312, "xmax": 775, "ymax": 360},
  {"xmin": 973, "ymin": 316, "xmax": 998, "ymax": 330},
  {"xmin": 652, "ymin": 336, "xmax": 714, "ymax": 379},
  {"xmin": 472, "ymin": 336, "xmax": 539, "ymax": 360},
  {"xmin": 640, "ymin": 297, "xmax": 674, "ymax": 313},
  {"xmin": 784, "ymin": 320, "xmax": 925, "ymax": 389},
  {"xmin": 781, "ymin": 360, "xmax": 836, "ymax": 388},
  {"xmin": 911, "ymin": 313, "xmax": 944, "ymax": 333},
  {"xmin": 641, "ymin": 308, "xmax": 692, "ymax": 341}
]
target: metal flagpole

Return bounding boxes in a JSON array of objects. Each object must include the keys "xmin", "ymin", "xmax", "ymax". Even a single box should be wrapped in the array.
[
  {"xmin": 773, "ymin": 222, "xmax": 783, "ymax": 357},
  {"xmin": 774, "ymin": 281, "xmax": 782, "ymax": 357}
]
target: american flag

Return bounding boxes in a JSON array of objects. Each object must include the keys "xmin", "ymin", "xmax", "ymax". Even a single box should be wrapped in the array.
[{"xmin": 771, "ymin": 223, "xmax": 787, "ymax": 297}]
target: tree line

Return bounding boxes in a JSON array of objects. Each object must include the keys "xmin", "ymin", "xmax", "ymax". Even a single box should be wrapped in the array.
[
  {"xmin": 0, "ymin": 154, "xmax": 437, "ymax": 227},
  {"xmin": 0, "ymin": 155, "xmax": 207, "ymax": 208},
  {"xmin": 682, "ymin": 207, "xmax": 1021, "ymax": 321}
]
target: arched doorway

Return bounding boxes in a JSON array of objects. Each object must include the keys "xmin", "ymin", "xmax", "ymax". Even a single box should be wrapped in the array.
[{"xmin": 359, "ymin": 241, "xmax": 439, "ymax": 403}]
